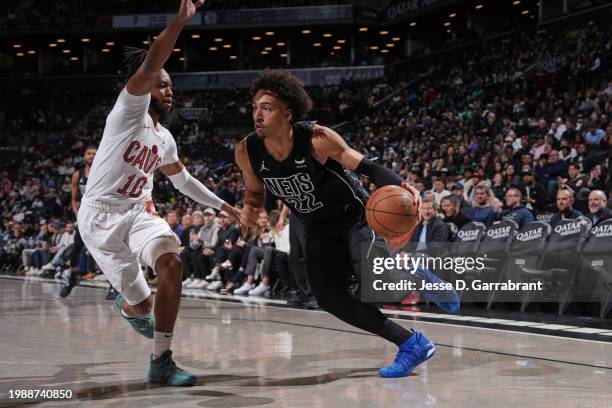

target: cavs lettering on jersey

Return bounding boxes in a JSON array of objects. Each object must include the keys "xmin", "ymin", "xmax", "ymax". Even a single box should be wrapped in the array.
[
  {"xmin": 246, "ymin": 121, "xmax": 367, "ymax": 223},
  {"xmin": 84, "ymin": 88, "xmax": 179, "ymax": 205}
]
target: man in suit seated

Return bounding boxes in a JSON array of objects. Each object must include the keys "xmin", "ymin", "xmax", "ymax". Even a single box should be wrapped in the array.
[{"xmin": 410, "ymin": 197, "xmax": 450, "ymax": 255}]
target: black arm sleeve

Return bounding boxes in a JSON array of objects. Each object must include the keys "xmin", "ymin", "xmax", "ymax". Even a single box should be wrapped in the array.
[{"xmin": 355, "ymin": 157, "xmax": 402, "ymax": 187}]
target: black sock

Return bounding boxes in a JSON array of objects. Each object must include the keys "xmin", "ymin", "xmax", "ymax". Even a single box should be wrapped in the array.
[{"xmin": 379, "ymin": 319, "xmax": 413, "ymax": 346}]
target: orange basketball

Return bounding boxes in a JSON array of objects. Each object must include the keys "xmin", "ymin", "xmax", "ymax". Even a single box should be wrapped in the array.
[{"xmin": 365, "ymin": 185, "xmax": 418, "ymax": 237}]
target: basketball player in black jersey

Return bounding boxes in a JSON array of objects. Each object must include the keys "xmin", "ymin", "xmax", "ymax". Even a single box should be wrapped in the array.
[
  {"xmin": 60, "ymin": 146, "xmax": 115, "ymax": 298},
  {"xmin": 236, "ymin": 69, "xmax": 453, "ymax": 378}
]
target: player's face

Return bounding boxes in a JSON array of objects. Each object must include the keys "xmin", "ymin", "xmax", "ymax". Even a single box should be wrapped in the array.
[
  {"xmin": 84, "ymin": 148, "xmax": 96, "ymax": 166},
  {"xmin": 252, "ymin": 90, "xmax": 291, "ymax": 139},
  {"xmin": 150, "ymin": 69, "xmax": 174, "ymax": 120}
]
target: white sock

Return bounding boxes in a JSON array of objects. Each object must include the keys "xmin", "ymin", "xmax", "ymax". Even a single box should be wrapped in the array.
[{"xmin": 153, "ymin": 331, "xmax": 173, "ymax": 358}]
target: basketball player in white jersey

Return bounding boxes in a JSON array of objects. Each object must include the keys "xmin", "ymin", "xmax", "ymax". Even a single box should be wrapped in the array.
[{"xmin": 78, "ymin": 0, "xmax": 239, "ymax": 386}]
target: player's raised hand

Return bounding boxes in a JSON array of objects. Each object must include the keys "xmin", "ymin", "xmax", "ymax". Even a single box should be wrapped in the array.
[
  {"xmin": 176, "ymin": 0, "xmax": 205, "ymax": 24},
  {"xmin": 401, "ymin": 181, "xmax": 421, "ymax": 223}
]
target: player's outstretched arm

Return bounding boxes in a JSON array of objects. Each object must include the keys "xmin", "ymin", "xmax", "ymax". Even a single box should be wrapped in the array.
[
  {"xmin": 126, "ymin": 0, "xmax": 205, "ymax": 96},
  {"xmin": 312, "ymin": 125, "xmax": 421, "ymax": 245},
  {"xmin": 160, "ymin": 161, "xmax": 240, "ymax": 224},
  {"xmin": 235, "ymin": 138, "xmax": 266, "ymax": 234}
]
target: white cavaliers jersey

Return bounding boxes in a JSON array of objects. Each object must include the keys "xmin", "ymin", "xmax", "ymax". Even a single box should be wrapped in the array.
[{"xmin": 84, "ymin": 88, "xmax": 179, "ymax": 205}]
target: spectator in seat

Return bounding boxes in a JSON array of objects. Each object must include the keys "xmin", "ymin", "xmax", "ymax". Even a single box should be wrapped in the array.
[
  {"xmin": 586, "ymin": 190, "xmax": 612, "ymax": 226},
  {"xmin": 519, "ymin": 167, "xmax": 549, "ymax": 212},
  {"xmin": 496, "ymin": 187, "xmax": 534, "ymax": 228},
  {"xmin": 543, "ymin": 149, "xmax": 568, "ymax": 199},
  {"xmin": 166, "ymin": 210, "xmax": 184, "ymax": 239},
  {"xmin": 550, "ymin": 189, "xmax": 583, "ymax": 225},
  {"xmin": 186, "ymin": 209, "xmax": 220, "ymax": 289},
  {"xmin": 430, "ymin": 178, "xmax": 451, "ymax": 204},
  {"xmin": 440, "ymin": 195, "xmax": 472, "ymax": 230},
  {"xmin": 40, "ymin": 222, "xmax": 75, "ymax": 276},
  {"xmin": 410, "ymin": 198, "xmax": 449, "ymax": 254},
  {"xmin": 450, "ymin": 182, "xmax": 471, "ymax": 212},
  {"xmin": 466, "ymin": 184, "xmax": 495, "ymax": 226}
]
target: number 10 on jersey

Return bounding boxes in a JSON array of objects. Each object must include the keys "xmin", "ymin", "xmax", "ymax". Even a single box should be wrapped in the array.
[{"xmin": 117, "ymin": 174, "xmax": 147, "ymax": 198}]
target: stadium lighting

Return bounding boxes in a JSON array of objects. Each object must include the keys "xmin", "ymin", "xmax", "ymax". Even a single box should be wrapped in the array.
[
  {"xmin": 379, "ymin": 31, "xmax": 389, "ymax": 35},
  {"xmin": 370, "ymin": 45, "xmax": 379, "ymax": 50},
  {"xmin": 513, "ymin": 0, "xmax": 521, "ymax": 4},
  {"xmin": 392, "ymin": 37, "xmax": 401, "ymax": 41},
  {"xmin": 230, "ymin": 55, "xmax": 237, "ymax": 59},
  {"xmin": 265, "ymin": 47, "xmax": 273, "ymax": 51},
  {"xmin": 386, "ymin": 43, "xmax": 395, "ymax": 47},
  {"xmin": 49, "ymin": 43, "xmax": 57, "ymax": 48},
  {"xmin": 81, "ymin": 38, "xmax": 90, "ymax": 43},
  {"xmin": 313, "ymin": 42, "xmax": 322, "ymax": 47},
  {"xmin": 449, "ymin": 13, "xmax": 456, "ymax": 18},
  {"xmin": 337, "ymin": 39, "xmax": 346, "ymax": 44},
  {"xmin": 153, "ymin": 36, "xmax": 158, "ymax": 40},
  {"xmin": 223, "ymin": 44, "xmax": 232, "ymax": 48},
  {"xmin": 106, "ymin": 41, "xmax": 115, "ymax": 46},
  {"xmin": 381, "ymin": 49, "xmax": 389, "ymax": 53},
  {"xmin": 179, "ymin": 57, "xmax": 185, "ymax": 61},
  {"xmin": 70, "ymin": 56, "xmax": 79, "ymax": 61},
  {"xmin": 209, "ymin": 46, "xmax": 218, "ymax": 51},
  {"xmin": 142, "ymin": 40, "xmax": 150, "ymax": 45},
  {"xmin": 475, "ymin": 4, "xmax": 484, "ymax": 9},
  {"xmin": 101, "ymin": 48, "xmax": 110, "ymax": 53},
  {"xmin": 214, "ymin": 38, "xmax": 223, "ymax": 42},
  {"xmin": 521, "ymin": 9, "xmax": 529, "ymax": 14},
  {"xmin": 333, "ymin": 46, "xmax": 341, "ymax": 50},
  {"xmin": 173, "ymin": 48, "xmax": 181, "ymax": 52},
  {"xmin": 359, "ymin": 27, "xmax": 368, "ymax": 32},
  {"xmin": 28, "ymin": 50, "xmax": 36, "ymax": 55},
  {"xmin": 410, "ymin": 22, "xmax": 417, "ymax": 27},
  {"xmin": 281, "ymin": 53, "xmax": 288, "ymax": 57},
  {"xmin": 57, "ymin": 39, "xmax": 66, "ymax": 43},
  {"xmin": 16, "ymin": 52, "xmax": 25, "ymax": 57},
  {"xmin": 261, "ymin": 50, "xmax": 269, "ymax": 55},
  {"xmin": 323, "ymin": 33, "xmax": 332, "ymax": 37},
  {"xmin": 277, "ymin": 42, "xmax": 286, "ymax": 46},
  {"xmin": 62, "ymin": 49, "xmax": 71, "ymax": 54},
  {"xmin": 191, "ymin": 34, "xmax": 201, "ymax": 39},
  {"xmin": 444, "ymin": 22, "xmax": 451, "ymax": 27},
  {"xmin": 265, "ymin": 31, "xmax": 274, "ymax": 36},
  {"xmin": 13, "ymin": 44, "xmax": 21, "ymax": 48},
  {"xmin": 252, "ymin": 36, "xmax": 261, "ymax": 40},
  {"xmin": 301, "ymin": 29, "xmax": 311, "ymax": 34}
]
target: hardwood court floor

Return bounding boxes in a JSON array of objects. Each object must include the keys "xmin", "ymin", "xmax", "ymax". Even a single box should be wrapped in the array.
[{"xmin": 0, "ymin": 279, "xmax": 611, "ymax": 408}]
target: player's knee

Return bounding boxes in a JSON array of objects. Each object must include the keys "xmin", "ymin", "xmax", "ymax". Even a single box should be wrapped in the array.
[{"xmin": 156, "ymin": 253, "xmax": 182, "ymax": 276}]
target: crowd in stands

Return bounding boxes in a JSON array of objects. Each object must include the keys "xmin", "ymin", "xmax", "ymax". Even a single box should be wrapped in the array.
[{"xmin": 1, "ymin": 17, "xmax": 611, "ymax": 308}]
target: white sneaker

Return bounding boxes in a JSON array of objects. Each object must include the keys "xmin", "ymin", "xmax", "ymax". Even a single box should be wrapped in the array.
[
  {"xmin": 187, "ymin": 279, "xmax": 202, "ymax": 288},
  {"xmin": 53, "ymin": 270, "xmax": 63, "ymax": 279},
  {"xmin": 205, "ymin": 270, "xmax": 221, "ymax": 281},
  {"xmin": 193, "ymin": 279, "xmax": 210, "ymax": 289},
  {"xmin": 182, "ymin": 277, "xmax": 193, "ymax": 288},
  {"xmin": 61, "ymin": 269, "xmax": 71, "ymax": 280},
  {"xmin": 41, "ymin": 263, "xmax": 55, "ymax": 271},
  {"xmin": 25, "ymin": 268, "xmax": 39, "ymax": 276},
  {"xmin": 234, "ymin": 282, "xmax": 255, "ymax": 295},
  {"xmin": 248, "ymin": 283, "xmax": 270, "ymax": 297},
  {"xmin": 34, "ymin": 268, "xmax": 45, "ymax": 276},
  {"xmin": 220, "ymin": 260, "xmax": 232, "ymax": 269},
  {"xmin": 206, "ymin": 280, "xmax": 223, "ymax": 291}
]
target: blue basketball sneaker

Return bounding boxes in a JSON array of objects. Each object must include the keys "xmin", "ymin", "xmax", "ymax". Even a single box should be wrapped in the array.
[
  {"xmin": 114, "ymin": 294, "xmax": 154, "ymax": 339},
  {"xmin": 379, "ymin": 331, "xmax": 436, "ymax": 378},
  {"xmin": 148, "ymin": 350, "xmax": 197, "ymax": 386},
  {"xmin": 413, "ymin": 266, "xmax": 460, "ymax": 314}
]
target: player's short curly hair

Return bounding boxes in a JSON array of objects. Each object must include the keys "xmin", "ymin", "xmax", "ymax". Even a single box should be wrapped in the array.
[{"xmin": 251, "ymin": 69, "xmax": 314, "ymax": 120}]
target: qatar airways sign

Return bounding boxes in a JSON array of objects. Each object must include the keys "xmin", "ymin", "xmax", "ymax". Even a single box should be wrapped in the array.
[{"xmin": 386, "ymin": 0, "xmax": 450, "ymax": 21}]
